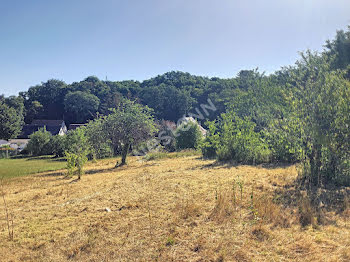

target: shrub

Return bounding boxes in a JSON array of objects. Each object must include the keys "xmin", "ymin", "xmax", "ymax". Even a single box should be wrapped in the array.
[
  {"xmin": 264, "ymin": 117, "xmax": 304, "ymax": 163},
  {"xmin": 85, "ymin": 118, "xmax": 113, "ymax": 159},
  {"xmin": 26, "ymin": 128, "xmax": 52, "ymax": 156},
  {"xmin": 204, "ymin": 112, "xmax": 271, "ymax": 164},
  {"xmin": 47, "ymin": 135, "xmax": 66, "ymax": 157},
  {"xmin": 65, "ymin": 151, "xmax": 77, "ymax": 177},
  {"xmin": 175, "ymin": 121, "xmax": 202, "ymax": 151},
  {"xmin": 200, "ymin": 121, "xmax": 219, "ymax": 158},
  {"xmin": 65, "ymin": 149, "xmax": 88, "ymax": 180}
]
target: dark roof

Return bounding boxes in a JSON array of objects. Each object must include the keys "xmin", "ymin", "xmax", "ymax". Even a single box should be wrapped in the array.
[
  {"xmin": 31, "ymin": 120, "xmax": 64, "ymax": 126},
  {"xmin": 68, "ymin": 124, "xmax": 86, "ymax": 131}
]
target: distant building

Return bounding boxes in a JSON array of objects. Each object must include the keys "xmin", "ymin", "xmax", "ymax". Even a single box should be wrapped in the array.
[
  {"xmin": 18, "ymin": 120, "xmax": 67, "ymax": 139},
  {"xmin": 0, "ymin": 140, "xmax": 9, "ymax": 147},
  {"xmin": 8, "ymin": 139, "xmax": 29, "ymax": 151}
]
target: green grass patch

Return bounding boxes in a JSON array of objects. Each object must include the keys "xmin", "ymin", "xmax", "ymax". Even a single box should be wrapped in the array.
[
  {"xmin": 145, "ymin": 150, "xmax": 201, "ymax": 161},
  {"xmin": 0, "ymin": 155, "xmax": 66, "ymax": 179}
]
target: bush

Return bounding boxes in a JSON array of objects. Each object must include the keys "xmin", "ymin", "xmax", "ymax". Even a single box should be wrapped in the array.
[
  {"xmin": 204, "ymin": 112, "xmax": 271, "ymax": 164},
  {"xmin": 200, "ymin": 121, "xmax": 219, "ymax": 158},
  {"xmin": 175, "ymin": 121, "xmax": 202, "ymax": 151},
  {"xmin": 26, "ymin": 128, "xmax": 52, "ymax": 156},
  {"xmin": 85, "ymin": 118, "xmax": 113, "ymax": 159},
  {"xmin": 264, "ymin": 117, "xmax": 304, "ymax": 163},
  {"xmin": 47, "ymin": 135, "xmax": 66, "ymax": 157}
]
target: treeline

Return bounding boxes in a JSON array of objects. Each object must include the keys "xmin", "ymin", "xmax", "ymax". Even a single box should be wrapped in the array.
[{"xmin": 1, "ymin": 26, "xmax": 350, "ymax": 186}]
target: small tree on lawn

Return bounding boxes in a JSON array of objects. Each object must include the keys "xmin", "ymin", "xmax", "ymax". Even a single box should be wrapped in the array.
[
  {"xmin": 103, "ymin": 99, "xmax": 157, "ymax": 167},
  {"xmin": 64, "ymin": 127, "xmax": 90, "ymax": 179}
]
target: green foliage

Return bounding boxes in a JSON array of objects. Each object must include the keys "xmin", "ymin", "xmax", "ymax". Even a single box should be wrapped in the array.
[
  {"xmin": 64, "ymin": 91, "xmax": 100, "ymax": 123},
  {"xmin": 65, "ymin": 127, "xmax": 90, "ymax": 155},
  {"xmin": 26, "ymin": 128, "xmax": 52, "ymax": 156},
  {"xmin": 264, "ymin": 117, "xmax": 304, "ymax": 162},
  {"xmin": 200, "ymin": 120, "xmax": 219, "ymax": 158},
  {"xmin": 48, "ymin": 135, "xmax": 67, "ymax": 157},
  {"xmin": 85, "ymin": 118, "xmax": 113, "ymax": 159},
  {"xmin": 102, "ymin": 99, "xmax": 158, "ymax": 165},
  {"xmin": 205, "ymin": 112, "xmax": 271, "ymax": 164},
  {"xmin": 65, "ymin": 151, "xmax": 77, "ymax": 177},
  {"xmin": 23, "ymin": 79, "xmax": 67, "ymax": 121},
  {"xmin": 62, "ymin": 128, "xmax": 90, "ymax": 179},
  {"xmin": 65, "ymin": 150, "xmax": 88, "ymax": 179},
  {"xmin": 289, "ymin": 51, "xmax": 350, "ymax": 185},
  {"xmin": 175, "ymin": 121, "xmax": 202, "ymax": 151},
  {"xmin": 0, "ymin": 98, "xmax": 24, "ymax": 140},
  {"xmin": 139, "ymin": 84, "xmax": 192, "ymax": 121},
  {"xmin": 325, "ymin": 25, "xmax": 350, "ymax": 70}
]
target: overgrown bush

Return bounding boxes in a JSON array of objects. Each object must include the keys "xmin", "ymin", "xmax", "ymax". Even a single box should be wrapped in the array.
[
  {"xmin": 264, "ymin": 117, "xmax": 304, "ymax": 163},
  {"xmin": 47, "ymin": 135, "xmax": 66, "ymax": 157},
  {"xmin": 203, "ymin": 112, "xmax": 271, "ymax": 164},
  {"xmin": 175, "ymin": 121, "xmax": 202, "ymax": 151},
  {"xmin": 26, "ymin": 128, "xmax": 52, "ymax": 156},
  {"xmin": 291, "ymin": 55, "xmax": 350, "ymax": 186},
  {"xmin": 200, "ymin": 121, "xmax": 219, "ymax": 158}
]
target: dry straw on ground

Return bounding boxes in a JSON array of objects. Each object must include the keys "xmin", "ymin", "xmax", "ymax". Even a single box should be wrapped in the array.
[{"xmin": 1, "ymin": 155, "xmax": 350, "ymax": 261}]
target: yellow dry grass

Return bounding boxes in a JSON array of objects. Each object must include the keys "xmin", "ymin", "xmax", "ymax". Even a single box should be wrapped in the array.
[{"xmin": 1, "ymin": 155, "xmax": 350, "ymax": 261}]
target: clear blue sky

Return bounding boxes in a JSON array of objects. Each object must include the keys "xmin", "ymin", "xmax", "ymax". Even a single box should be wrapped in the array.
[{"xmin": 1, "ymin": 0, "xmax": 349, "ymax": 96}]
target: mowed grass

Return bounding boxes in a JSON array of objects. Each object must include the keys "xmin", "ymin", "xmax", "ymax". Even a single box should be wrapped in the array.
[
  {"xmin": 1, "ymin": 155, "xmax": 350, "ymax": 261},
  {"xmin": 0, "ymin": 156, "xmax": 66, "ymax": 179}
]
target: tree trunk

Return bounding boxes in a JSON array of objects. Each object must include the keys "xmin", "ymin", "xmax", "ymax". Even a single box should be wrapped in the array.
[{"xmin": 120, "ymin": 143, "xmax": 130, "ymax": 166}]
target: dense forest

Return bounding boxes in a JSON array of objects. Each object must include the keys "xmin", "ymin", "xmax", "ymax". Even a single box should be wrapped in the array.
[{"xmin": 1, "ymin": 26, "xmax": 350, "ymax": 186}]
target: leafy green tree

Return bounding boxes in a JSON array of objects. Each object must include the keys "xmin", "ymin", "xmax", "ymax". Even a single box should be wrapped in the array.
[
  {"xmin": 290, "ymin": 51, "xmax": 350, "ymax": 185},
  {"xmin": 0, "ymin": 100, "xmax": 23, "ymax": 140},
  {"xmin": 25, "ymin": 79, "xmax": 67, "ymax": 120},
  {"xmin": 64, "ymin": 91, "xmax": 100, "ymax": 123},
  {"xmin": 65, "ymin": 127, "xmax": 90, "ymax": 154},
  {"xmin": 85, "ymin": 118, "xmax": 113, "ymax": 159},
  {"xmin": 64, "ymin": 127, "xmax": 90, "ymax": 179},
  {"xmin": 139, "ymin": 84, "xmax": 192, "ymax": 121},
  {"xmin": 102, "ymin": 99, "xmax": 158, "ymax": 166},
  {"xmin": 25, "ymin": 101, "xmax": 43, "ymax": 124},
  {"xmin": 325, "ymin": 26, "xmax": 350, "ymax": 70}
]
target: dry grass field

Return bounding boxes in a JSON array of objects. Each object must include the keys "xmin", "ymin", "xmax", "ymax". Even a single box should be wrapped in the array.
[{"xmin": 1, "ymin": 155, "xmax": 350, "ymax": 261}]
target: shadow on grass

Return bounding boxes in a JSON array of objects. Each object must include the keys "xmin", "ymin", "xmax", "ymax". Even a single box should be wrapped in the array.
[{"xmin": 273, "ymin": 177, "xmax": 350, "ymax": 226}]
